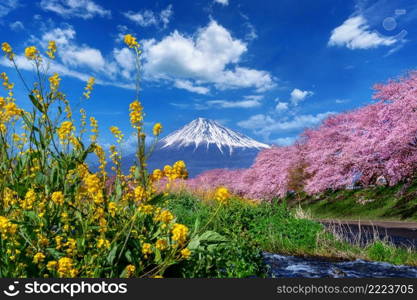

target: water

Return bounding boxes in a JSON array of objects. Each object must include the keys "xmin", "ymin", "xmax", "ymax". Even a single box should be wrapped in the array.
[{"xmin": 264, "ymin": 253, "xmax": 417, "ymax": 278}]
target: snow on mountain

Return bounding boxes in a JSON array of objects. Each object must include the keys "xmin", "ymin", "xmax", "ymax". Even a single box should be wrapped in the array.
[{"xmin": 160, "ymin": 117, "xmax": 270, "ymax": 154}]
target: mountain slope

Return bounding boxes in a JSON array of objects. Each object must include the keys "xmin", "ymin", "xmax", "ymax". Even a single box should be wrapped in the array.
[
  {"xmin": 123, "ymin": 118, "xmax": 270, "ymax": 177},
  {"xmin": 161, "ymin": 117, "xmax": 269, "ymax": 154}
]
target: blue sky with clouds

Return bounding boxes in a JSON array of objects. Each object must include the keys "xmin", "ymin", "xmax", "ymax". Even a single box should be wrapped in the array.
[{"xmin": 1, "ymin": 0, "xmax": 417, "ymax": 152}]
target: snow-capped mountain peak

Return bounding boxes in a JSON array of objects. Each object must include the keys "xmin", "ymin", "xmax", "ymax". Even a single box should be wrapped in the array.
[{"xmin": 160, "ymin": 117, "xmax": 270, "ymax": 154}]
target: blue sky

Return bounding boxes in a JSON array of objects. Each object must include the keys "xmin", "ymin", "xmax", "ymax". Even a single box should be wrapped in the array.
[{"xmin": 1, "ymin": 0, "xmax": 417, "ymax": 153}]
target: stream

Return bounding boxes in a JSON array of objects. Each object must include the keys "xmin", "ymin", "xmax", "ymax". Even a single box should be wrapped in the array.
[{"xmin": 264, "ymin": 222, "xmax": 417, "ymax": 278}]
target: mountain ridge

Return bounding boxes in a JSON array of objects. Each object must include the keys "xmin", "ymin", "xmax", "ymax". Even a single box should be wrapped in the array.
[
  {"xmin": 119, "ymin": 117, "xmax": 270, "ymax": 177},
  {"xmin": 160, "ymin": 117, "xmax": 270, "ymax": 154}
]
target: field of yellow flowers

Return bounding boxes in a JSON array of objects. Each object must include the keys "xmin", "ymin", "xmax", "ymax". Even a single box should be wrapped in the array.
[{"xmin": 0, "ymin": 34, "xmax": 236, "ymax": 278}]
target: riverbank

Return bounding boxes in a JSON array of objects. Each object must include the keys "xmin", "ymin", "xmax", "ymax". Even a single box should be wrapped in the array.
[
  {"xmin": 292, "ymin": 180, "xmax": 417, "ymax": 221},
  {"xmin": 164, "ymin": 192, "xmax": 417, "ymax": 277}
]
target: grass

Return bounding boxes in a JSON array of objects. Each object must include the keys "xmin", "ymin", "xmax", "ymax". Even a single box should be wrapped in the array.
[
  {"xmin": 285, "ymin": 180, "xmax": 417, "ymax": 221},
  {"xmin": 161, "ymin": 192, "xmax": 417, "ymax": 277}
]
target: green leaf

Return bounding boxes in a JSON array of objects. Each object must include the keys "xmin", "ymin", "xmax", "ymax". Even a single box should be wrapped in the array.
[
  {"xmin": 125, "ymin": 250, "xmax": 133, "ymax": 263},
  {"xmin": 199, "ymin": 231, "xmax": 227, "ymax": 243},
  {"xmin": 46, "ymin": 248, "xmax": 63, "ymax": 259},
  {"xmin": 29, "ymin": 94, "xmax": 44, "ymax": 113},
  {"xmin": 107, "ymin": 244, "xmax": 118, "ymax": 265}
]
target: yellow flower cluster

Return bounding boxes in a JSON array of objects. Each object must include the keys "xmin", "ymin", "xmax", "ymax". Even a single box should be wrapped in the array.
[
  {"xmin": 90, "ymin": 117, "xmax": 99, "ymax": 142},
  {"xmin": 51, "ymin": 191, "xmax": 64, "ymax": 205},
  {"xmin": 0, "ymin": 216, "xmax": 17, "ymax": 240},
  {"xmin": 83, "ymin": 173, "xmax": 104, "ymax": 204},
  {"xmin": 108, "ymin": 202, "xmax": 117, "ymax": 217},
  {"xmin": 154, "ymin": 210, "xmax": 174, "ymax": 224},
  {"xmin": 97, "ymin": 238, "xmax": 110, "ymax": 249},
  {"xmin": 129, "ymin": 100, "xmax": 143, "ymax": 130},
  {"xmin": 49, "ymin": 73, "xmax": 61, "ymax": 93},
  {"xmin": 1, "ymin": 72, "xmax": 14, "ymax": 93},
  {"xmin": 156, "ymin": 239, "xmax": 167, "ymax": 251},
  {"xmin": 180, "ymin": 248, "xmax": 191, "ymax": 259},
  {"xmin": 1, "ymin": 42, "xmax": 13, "ymax": 60},
  {"xmin": 21, "ymin": 189, "xmax": 36, "ymax": 210},
  {"xmin": 138, "ymin": 204, "xmax": 154, "ymax": 215},
  {"xmin": 142, "ymin": 243, "xmax": 152, "ymax": 258},
  {"xmin": 124, "ymin": 34, "xmax": 139, "ymax": 48},
  {"xmin": 164, "ymin": 160, "xmax": 188, "ymax": 180},
  {"xmin": 134, "ymin": 185, "xmax": 146, "ymax": 202},
  {"xmin": 46, "ymin": 41, "xmax": 57, "ymax": 59},
  {"xmin": 24, "ymin": 46, "xmax": 39, "ymax": 60},
  {"xmin": 57, "ymin": 121, "xmax": 75, "ymax": 144},
  {"xmin": 83, "ymin": 77, "xmax": 95, "ymax": 99},
  {"xmin": 125, "ymin": 264, "xmax": 136, "ymax": 277},
  {"xmin": 33, "ymin": 252, "xmax": 45, "ymax": 264},
  {"xmin": 110, "ymin": 126, "xmax": 124, "ymax": 143},
  {"xmin": 153, "ymin": 123, "xmax": 162, "ymax": 136},
  {"xmin": 214, "ymin": 187, "xmax": 230, "ymax": 205},
  {"xmin": 171, "ymin": 223, "xmax": 189, "ymax": 245},
  {"xmin": 57, "ymin": 257, "xmax": 78, "ymax": 278}
]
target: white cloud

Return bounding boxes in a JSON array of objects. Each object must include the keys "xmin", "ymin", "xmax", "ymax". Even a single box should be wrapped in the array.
[
  {"xmin": 238, "ymin": 112, "xmax": 335, "ymax": 139},
  {"xmin": 113, "ymin": 47, "xmax": 136, "ymax": 79},
  {"xmin": 275, "ymin": 101, "xmax": 288, "ymax": 111},
  {"xmin": 273, "ymin": 137, "xmax": 296, "ymax": 146},
  {"xmin": 40, "ymin": 0, "xmax": 111, "ymax": 19},
  {"xmin": 9, "ymin": 20, "xmax": 24, "ymax": 31},
  {"xmin": 290, "ymin": 88, "xmax": 313, "ymax": 105},
  {"xmin": 245, "ymin": 22, "xmax": 258, "ymax": 41},
  {"xmin": 335, "ymin": 98, "xmax": 349, "ymax": 104},
  {"xmin": 1, "ymin": 25, "xmax": 136, "ymax": 90},
  {"xmin": 206, "ymin": 99, "xmax": 261, "ymax": 109},
  {"xmin": 328, "ymin": 15, "xmax": 397, "ymax": 49},
  {"xmin": 40, "ymin": 26, "xmax": 116, "ymax": 75},
  {"xmin": 237, "ymin": 114, "xmax": 275, "ymax": 129},
  {"xmin": 214, "ymin": 0, "xmax": 229, "ymax": 5},
  {"xmin": 143, "ymin": 20, "xmax": 275, "ymax": 93},
  {"xmin": 174, "ymin": 80, "xmax": 210, "ymax": 95},
  {"xmin": 0, "ymin": 0, "xmax": 19, "ymax": 17},
  {"xmin": 160, "ymin": 5, "xmax": 173, "ymax": 28},
  {"xmin": 124, "ymin": 5, "xmax": 173, "ymax": 28}
]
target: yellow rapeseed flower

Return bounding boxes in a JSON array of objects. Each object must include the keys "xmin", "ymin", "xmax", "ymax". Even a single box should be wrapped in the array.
[
  {"xmin": 46, "ymin": 40, "xmax": 57, "ymax": 59},
  {"xmin": 33, "ymin": 252, "xmax": 46, "ymax": 264},
  {"xmin": 214, "ymin": 187, "xmax": 230, "ymax": 205},
  {"xmin": 83, "ymin": 77, "xmax": 95, "ymax": 99},
  {"xmin": 171, "ymin": 223, "xmax": 189, "ymax": 245},
  {"xmin": 47, "ymin": 260, "xmax": 57, "ymax": 271},
  {"xmin": 155, "ymin": 239, "xmax": 167, "ymax": 251},
  {"xmin": 180, "ymin": 248, "xmax": 191, "ymax": 259},
  {"xmin": 51, "ymin": 191, "xmax": 64, "ymax": 205},
  {"xmin": 49, "ymin": 73, "xmax": 61, "ymax": 93},
  {"xmin": 129, "ymin": 100, "xmax": 143, "ymax": 130},
  {"xmin": 154, "ymin": 210, "xmax": 174, "ymax": 224},
  {"xmin": 108, "ymin": 202, "xmax": 117, "ymax": 217},
  {"xmin": 142, "ymin": 243, "xmax": 152, "ymax": 258},
  {"xmin": 21, "ymin": 189, "xmax": 36, "ymax": 210},
  {"xmin": 97, "ymin": 238, "xmax": 110, "ymax": 249},
  {"xmin": 153, "ymin": 123, "xmax": 162, "ymax": 136},
  {"xmin": 125, "ymin": 264, "xmax": 136, "ymax": 277},
  {"xmin": 0, "ymin": 216, "xmax": 18, "ymax": 240},
  {"xmin": 57, "ymin": 257, "xmax": 77, "ymax": 278},
  {"xmin": 124, "ymin": 34, "xmax": 139, "ymax": 48},
  {"xmin": 1, "ymin": 42, "xmax": 14, "ymax": 60},
  {"xmin": 110, "ymin": 126, "xmax": 124, "ymax": 143},
  {"xmin": 57, "ymin": 121, "xmax": 75, "ymax": 143},
  {"xmin": 24, "ymin": 46, "xmax": 39, "ymax": 60}
]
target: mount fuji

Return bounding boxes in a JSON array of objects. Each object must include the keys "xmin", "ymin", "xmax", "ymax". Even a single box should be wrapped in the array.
[{"xmin": 123, "ymin": 118, "xmax": 270, "ymax": 177}]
